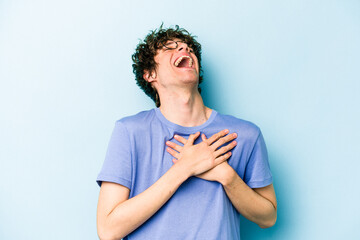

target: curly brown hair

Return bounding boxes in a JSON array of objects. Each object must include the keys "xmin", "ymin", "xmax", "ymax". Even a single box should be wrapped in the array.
[{"xmin": 132, "ymin": 25, "xmax": 203, "ymax": 107}]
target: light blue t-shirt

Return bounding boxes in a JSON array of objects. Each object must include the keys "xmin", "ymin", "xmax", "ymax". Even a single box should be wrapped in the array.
[{"xmin": 96, "ymin": 108, "xmax": 273, "ymax": 240}]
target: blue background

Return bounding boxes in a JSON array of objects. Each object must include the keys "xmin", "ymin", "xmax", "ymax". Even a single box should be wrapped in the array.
[{"xmin": 1, "ymin": 0, "xmax": 359, "ymax": 239}]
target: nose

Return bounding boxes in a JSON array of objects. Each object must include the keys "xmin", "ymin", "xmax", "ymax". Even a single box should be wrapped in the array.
[{"xmin": 177, "ymin": 42, "xmax": 190, "ymax": 53}]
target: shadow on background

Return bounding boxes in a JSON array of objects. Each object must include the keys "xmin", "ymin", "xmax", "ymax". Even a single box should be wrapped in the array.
[
  {"xmin": 239, "ymin": 151, "xmax": 292, "ymax": 240},
  {"xmin": 201, "ymin": 61, "xmax": 294, "ymax": 239}
]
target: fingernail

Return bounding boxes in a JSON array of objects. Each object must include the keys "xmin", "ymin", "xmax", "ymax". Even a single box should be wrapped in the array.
[
  {"xmin": 233, "ymin": 140, "xmax": 237, "ymax": 145},
  {"xmin": 225, "ymin": 129, "xmax": 229, "ymax": 134},
  {"xmin": 233, "ymin": 133, "xmax": 237, "ymax": 137}
]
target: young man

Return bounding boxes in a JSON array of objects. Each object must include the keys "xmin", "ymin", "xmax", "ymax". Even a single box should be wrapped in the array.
[{"xmin": 96, "ymin": 25, "xmax": 277, "ymax": 240}]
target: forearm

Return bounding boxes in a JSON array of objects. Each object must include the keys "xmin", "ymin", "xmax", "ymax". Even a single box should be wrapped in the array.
[
  {"xmin": 220, "ymin": 167, "xmax": 277, "ymax": 228},
  {"xmin": 101, "ymin": 164, "xmax": 189, "ymax": 240}
]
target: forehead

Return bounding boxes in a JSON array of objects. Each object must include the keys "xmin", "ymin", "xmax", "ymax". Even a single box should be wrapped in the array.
[{"xmin": 165, "ymin": 38, "xmax": 182, "ymax": 42}]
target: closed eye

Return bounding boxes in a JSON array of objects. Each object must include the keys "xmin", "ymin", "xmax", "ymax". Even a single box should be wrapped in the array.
[{"xmin": 161, "ymin": 47, "xmax": 172, "ymax": 52}]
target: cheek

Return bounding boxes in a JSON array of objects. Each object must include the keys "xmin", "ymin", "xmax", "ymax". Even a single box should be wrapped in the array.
[{"xmin": 192, "ymin": 54, "xmax": 199, "ymax": 65}]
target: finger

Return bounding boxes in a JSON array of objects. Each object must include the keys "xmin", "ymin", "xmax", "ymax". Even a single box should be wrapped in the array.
[
  {"xmin": 185, "ymin": 132, "xmax": 200, "ymax": 146},
  {"xmin": 212, "ymin": 133, "xmax": 237, "ymax": 150},
  {"xmin": 172, "ymin": 158, "xmax": 178, "ymax": 164},
  {"xmin": 174, "ymin": 134, "xmax": 187, "ymax": 145},
  {"xmin": 166, "ymin": 141, "xmax": 183, "ymax": 152},
  {"xmin": 201, "ymin": 133, "xmax": 207, "ymax": 141},
  {"xmin": 206, "ymin": 129, "xmax": 229, "ymax": 145},
  {"xmin": 214, "ymin": 140, "xmax": 237, "ymax": 157},
  {"xmin": 214, "ymin": 151, "xmax": 232, "ymax": 165},
  {"xmin": 166, "ymin": 147, "xmax": 180, "ymax": 159}
]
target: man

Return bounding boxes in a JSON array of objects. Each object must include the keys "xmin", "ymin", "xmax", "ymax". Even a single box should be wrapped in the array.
[{"xmin": 96, "ymin": 25, "xmax": 277, "ymax": 240}]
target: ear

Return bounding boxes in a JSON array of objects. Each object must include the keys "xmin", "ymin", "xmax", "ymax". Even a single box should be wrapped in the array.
[{"xmin": 143, "ymin": 70, "xmax": 157, "ymax": 83}]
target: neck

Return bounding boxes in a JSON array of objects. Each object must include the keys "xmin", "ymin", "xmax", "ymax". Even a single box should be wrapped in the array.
[{"xmin": 158, "ymin": 87, "xmax": 211, "ymax": 127}]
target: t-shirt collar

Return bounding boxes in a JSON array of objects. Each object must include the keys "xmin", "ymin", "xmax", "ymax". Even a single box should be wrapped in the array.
[{"xmin": 154, "ymin": 107, "xmax": 217, "ymax": 134}]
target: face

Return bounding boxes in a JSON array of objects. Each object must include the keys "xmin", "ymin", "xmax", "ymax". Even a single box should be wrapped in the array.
[{"xmin": 149, "ymin": 38, "xmax": 199, "ymax": 90}]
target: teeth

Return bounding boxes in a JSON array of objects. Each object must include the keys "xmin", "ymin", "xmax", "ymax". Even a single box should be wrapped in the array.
[{"xmin": 175, "ymin": 55, "xmax": 193, "ymax": 67}]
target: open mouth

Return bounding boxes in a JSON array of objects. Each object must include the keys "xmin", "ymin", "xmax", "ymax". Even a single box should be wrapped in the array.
[{"xmin": 174, "ymin": 55, "xmax": 193, "ymax": 68}]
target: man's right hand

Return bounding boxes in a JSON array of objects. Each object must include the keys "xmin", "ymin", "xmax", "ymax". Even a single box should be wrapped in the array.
[{"xmin": 166, "ymin": 129, "xmax": 237, "ymax": 178}]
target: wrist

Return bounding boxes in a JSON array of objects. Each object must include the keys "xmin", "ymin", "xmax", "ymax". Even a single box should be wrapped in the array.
[
  {"xmin": 219, "ymin": 164, "xmax": 237, "ymax": 187},
  {"xmin": 170, "ymin": 161, "xmax": 191, "ymax": 182}
]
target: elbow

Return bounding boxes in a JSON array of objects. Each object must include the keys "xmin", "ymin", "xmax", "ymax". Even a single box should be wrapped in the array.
[
  {"xmin": 97, "ymin": 230, "xmax": 114, "ymax": 240},
  {"xmin": 97, "ymin": 212, "xmax": 130, "ymax": 240},
  {"xmin": 98, "ymin": 232, "xmax": 110, "ymax": 240},
  {"xmin": 258, "ymin": 214, "xmax": 277, "ymax": 229},
  {"xmin": 98, "ymin": 232, "xmax": 123, "ymax": 240},
  {"xmin": 259, "ymin": 219, "xmax": 276, "ymax": 229},
  {"xmin": 258, "ymin": 202, "xmax": 277, "ymax": 229},
  {"xmin": 97, "ymin": 225, "xmax": 125, "ymax": 240}
]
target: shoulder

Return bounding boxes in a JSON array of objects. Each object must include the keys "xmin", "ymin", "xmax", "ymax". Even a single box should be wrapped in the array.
[
  {"xmin": 214, "ymin": 111, "xmax": 261, "ymax": 139},
  {"xmin": 114, "ymin": 109, "xmax": 156, "ymax": 132}
]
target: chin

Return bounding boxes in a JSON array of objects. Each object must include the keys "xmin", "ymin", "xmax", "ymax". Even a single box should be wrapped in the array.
[
  {"xmin": 181, "ymin": 78, "xmax": 198, "ymax": 86},
  {"xmin": 179, "ymin": 74, "xmax": 199, "ymax": 83}
]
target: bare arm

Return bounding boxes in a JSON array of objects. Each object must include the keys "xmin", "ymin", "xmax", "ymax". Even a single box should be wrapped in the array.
[
  {"xmin": 97, "ymin": 164, "xmax": 189, "ymax": 240},
  {"xmin": 97, "ymin": 130, "xmax": 236, "ymax": 240},
  {"xmin": 220, "ymin": 166, "xmax": 277, "ymax": 228},
  {"xmin": 167, "ymin": 133, "xmax": 277, "ymax": 228}
]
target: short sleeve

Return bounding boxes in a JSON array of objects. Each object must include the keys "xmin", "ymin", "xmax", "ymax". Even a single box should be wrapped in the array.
[
  {"xmin": 96, "ymin": 121, "xmax": 132, "ymax": 189},
  {"xmin": 244, "ymin": 130, "xmax": 273, "ymax": 188}
]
